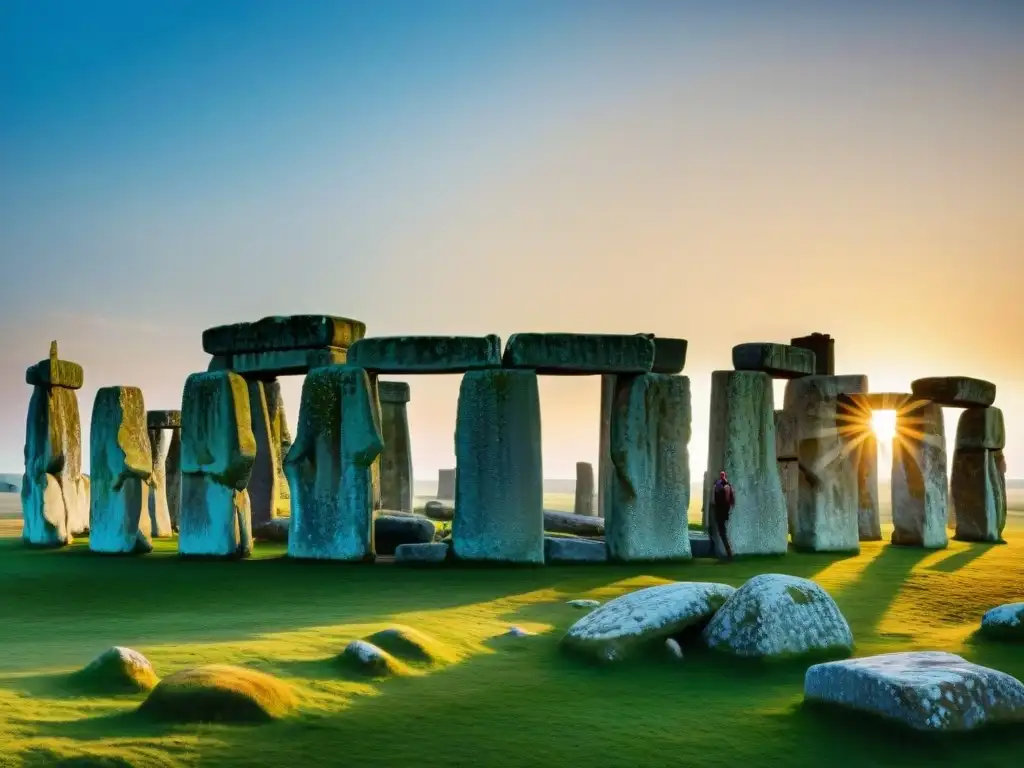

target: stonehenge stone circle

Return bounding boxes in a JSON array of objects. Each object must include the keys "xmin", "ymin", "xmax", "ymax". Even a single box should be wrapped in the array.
[
  {"xmin": 377, "ymin": 381, "xmax": 413, "ymax": 514},
  {"xmin": 502, "ymin": 333, "xmax": 655, "ymax": 375},
  {"xmin": 452, "ymin": 369, "xmax": 544, "ymax": 564},
  {"xmin": 605, "ymin": 373, "xmax": 692, "ymax": 561},
  {"xmin": 706, "ymin": 371, "xmax": 787, "ymax": 556},
  {"xmin": 891, "ymin": 400, "xmax": 948, "ymax": 549},
  {"xmin": 22, "ymin": 342, "xmax": 89, "ymax": 547},
  {"xmin": 574, "ymin": 461, "xmax": 595, "ymax": 517},
  {"xmin": 286, "ymin": 365, "xmax": 383, "ymax": 561},
  {"xmin": 348, "ymin": 335, "xmax": 501, "ymax": 373},
  {"xmin": 732, "ymin": 343, "xmax": 816, "ymax": 379},
  {"xmin": 951, "ymin": 406, "xmax": 1006, "ymax": 542},
  {"xmin": 89, "ymin": 386, "xmax": 153, "ymax": 555},
  {"xmin": 178, "ymin": 371, "xmax": 256, "ymax": 558}
]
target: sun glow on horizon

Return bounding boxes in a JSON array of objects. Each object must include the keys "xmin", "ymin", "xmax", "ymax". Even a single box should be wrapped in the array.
[{"xmin": 871, "ymin": 409, "xmax": 898, "ymax": 443}]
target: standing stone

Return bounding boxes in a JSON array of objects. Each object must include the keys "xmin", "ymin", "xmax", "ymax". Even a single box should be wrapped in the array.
[
  {"xmin": 146, "ymin": 427, "xmax": 174, "ymax": 538},
  {"xmin": 22, "ymin": 342, "xmax": 89, "ymax": 547},
  {"xmin": 605, "ymin": 374, "xmax": 691, "ymax": 561},
  {"xmin": 452, "ymin": 369, "xmax": 543, "ymax": 564},
  {"xmin": 436, "ymin": 469, "xmax": 456, "ymax": 501},
  {"xmin": 774, "ymin": 410, "xmax": 799, "ymax": 538},
  {"xmin": 285, "ymin": 365, "xmax": 383, "ymax": 561},
  {"xmin": 165, "ymin": 429, "xmax": 182, "ymax": 531},
  {"xmin": 951, "ymin": 406, "xmax": 1006, "ymax": 542},
  {"xmin": 574, "ymin": 462, "xmax": 595, "ymax": 517},
  {"xmin": 179, "ymin": 372, "xmax": 256, "ymax": 558},
  {"xmin": 263, "ymin": 380, "xmax": 291, "ymax": 515},
  {"xmin": 784, "ymin": 377, "xmax": 869, "ymax": 552},
  {"xmin": 597, "ymin": 375, "xmax": 615, "ymax": 519},
  {"xmin": 891, "ymin": 401, "xmax": 948, "ymax": 549},
  {"xmin": 245, "ymin": 380, "xmax": 281, "ymax": 531},
  {"xmin": 790, "ymin": 333, "xmax": 834, "ymax": 376},
  {"xmin": 89, "ymin": 387, "xmax": 153, "ymax": 554},
  {"xmin": 378, "ymin": 381, "xmax": 413, "ymax": 514},
  {"xmin": 778, "ymin": 460, "xmax": 799, "ymax": 538},
  {"xmin": 855, "ymin": 430, "xmax": 881, "ymax": 541},
  {"xmin": 732, "ymin": 343, "xmax": 816, "ymax": 379},
  {"xmin": 706, "ymin": 371, "xmax": 787, "ymax": 556}
]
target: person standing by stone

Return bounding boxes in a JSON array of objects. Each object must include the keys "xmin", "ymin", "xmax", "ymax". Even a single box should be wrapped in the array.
[{"xmin": 711, "ymin": 471, "xmax": 735, "ymax": 560}]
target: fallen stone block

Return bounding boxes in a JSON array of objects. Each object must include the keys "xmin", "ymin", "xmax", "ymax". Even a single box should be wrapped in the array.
[
  {"xmin": 955, "ymin": 407, "xmax": 1005, "ymax": 451},
  {"xmin": 202, "ymin": 314, "xmax": 366, "ymax": 355},
  {"xmin": 544, "ymin": 536, "xmax": 607, "ymax": 564},
  {"xmin": 394, "ymin": 542, "xmax": 449, "ymax": 565},
  {"xmin": 544, "ymin": 509, "xmax": 605, "ymax": 537},
  {"xmin": 502, "ymin": 333, "xmax": 655, "ymax": 375},
  {"xmin": 423, "ymin": 500, "xmax": 454, "ymax": 521},
  {"xmin": 375, "ymin": 514, "xmax": 436, "ymax": 555},
  {"xmin": 347, "ymin": 335, "xmax": 501, "ymax": 373},
  {"xmin": 732, "ymin": 343, "xmax": 815, "ymax": 379},
  {"xmin": 911, "ymin": 376, "xmax": 996, "ymax": 408}
]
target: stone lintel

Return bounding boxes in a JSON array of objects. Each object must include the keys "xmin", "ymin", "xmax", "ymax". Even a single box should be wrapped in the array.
[
  {"xmin": 25, "ymin": 341, "xmax": 84, "ymax": 389},
  {"xmin": 911, "ymin": 377, "xmax": 997, "ymax": 409},
  {"xmin": 378, "ymin": 381, "xmax": 411, "ymax": 404},
  {"xmin": 732, "ymin": 342, "xmax": 815, "ymax": 379},
  {"xmin": 348, "ymin": 335, "xmax": 501, "ymax": 373},
  {"xmin": 639, "ymin": 335, "xmax": 688, "ymax": 374},
  {"xmin": 502, "ymin": 333, "xmax": 654, "ymax": 375},
  {"xmin": 202, "ymin": 315, "xmax": 366, "ymax": 356},
  {"xmin": 207, "ymin": 347, "xmax": 348, "ymax": 378}
]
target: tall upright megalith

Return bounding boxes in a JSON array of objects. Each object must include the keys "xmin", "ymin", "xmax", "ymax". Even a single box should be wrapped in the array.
[
  {"xmin": 179, "ymin": 371, "xmax": 256, "ymax": 558},
  {"xmin": 166, "ymin": 429, "xmax": 182, "ymax": 531},
  {"xmin": 437, "ymin": 468, "xmax": 456, "ymax": 501},
  {"xmin": 706, "ymin": 371, "xmax": 787, "ymax": 556},
  {"xmin": 951, "ymin": 405, "xmax": 1006, "ymax": 542},
  {"xmin": 574, "ymin": 461, "xmax": 595, "ymax": 517},
  {"xmin": 378, "ymin": 381, "xmax": 413, "ymax": 514},
  {"xmin": 605, "ymin": 374, "xmax": 691, "ymax": 561},
  {"xmin": 453, "ymin": 369, "xmax": 544, "ymax": 564},
  {"xmin": 245, "ymin": 379, "xmax": 280, "ymax": 531},
  {"xmin": 146, "ymin": 410, "xmax": 179, "ymax": 538},
  {"xmin": 891, "ymin": 400, "xmax": 948, "ymax": 549},
  {"xmin": 264, "ymin": 379, "xmax": 291, "ymax": 515},
  {"xmin": 285, "ymin": 365, "xmax": 383, "ymax": 561},
  {"xmin": 597, "ymin": 374, "xmax": 614, "ymax": 519},
  {"xmin": 89, "ymin": 387, "xmax": 153, "ymax": 554},
  {"xmin": 22, "ymin": 342, "xmax": 89, "ymax": 547},
  {"xmin": 774, "ymin": 409, "xmax": 799, "ymax": 537}
]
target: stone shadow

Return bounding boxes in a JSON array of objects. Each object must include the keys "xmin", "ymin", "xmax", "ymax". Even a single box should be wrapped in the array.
[
  {"xmin": 828, "ymin": 544, "xmax": 932, "ymax": 631},
  {"xmin": 925, "ymin": 544, "xmax": 996, "ymax": 573}
]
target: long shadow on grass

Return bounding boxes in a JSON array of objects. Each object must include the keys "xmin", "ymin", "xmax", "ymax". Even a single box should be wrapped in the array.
[
  {"xmin": 925, "ymin": 543, "xmax": 997, "ymax": 573},
  {"xmin": 830, "ymin": 544, "xmax": 931, "ymax": 633}
]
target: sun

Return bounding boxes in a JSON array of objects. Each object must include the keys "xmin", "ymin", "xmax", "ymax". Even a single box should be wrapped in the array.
[{"xmin": 871, "ymin": 409, "xmax": 898, "ymax": 442}]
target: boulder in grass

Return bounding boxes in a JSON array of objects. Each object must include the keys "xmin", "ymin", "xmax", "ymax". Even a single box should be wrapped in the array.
[
  {"xmin": 980, "ymin": 603, "xmax": 1024, "ymax": 641},
  {"xmin": 703, "ymin": 574, "xmax": 853, "ymax": 660},
  {"xmin": 561, "ymin": 582, "xmax": 736, "ymax": 662},
  {"xmin": 423, "ymin": 500, "xmax": 454, "ymax": 521},
  {"xmin": 139, "ymin": 664, "xmax": 297, "ymax": 724},
  {"xmin": 337, "ymin": 640, "xmax": 407, "ymax": 678},
  {"xmin": 71, "ymin": 647, "xmax": 159, "ymax": 693},
  {"xmin": 374, "ymin": 514, "xmax": 436, "ymax": 555},
  {"xmin": 804, "ymin": 651, "xmax": 1024, "ymax": 731}
]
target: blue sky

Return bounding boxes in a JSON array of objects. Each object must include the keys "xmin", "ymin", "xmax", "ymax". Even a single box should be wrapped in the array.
[{"xmin": 2, "ymin": 1, "xmax": 1022, "ymax": 478}]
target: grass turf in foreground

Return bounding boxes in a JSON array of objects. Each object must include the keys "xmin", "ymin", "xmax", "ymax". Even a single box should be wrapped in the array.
[{"xmin": 0, "ymin": 519, "xmax": 1022, "ymax": 767}]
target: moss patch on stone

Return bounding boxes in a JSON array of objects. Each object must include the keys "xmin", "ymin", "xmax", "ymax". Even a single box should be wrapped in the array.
[{"xmin": 138, "ymin": 664, "xmax": 298, "ymax": 724}]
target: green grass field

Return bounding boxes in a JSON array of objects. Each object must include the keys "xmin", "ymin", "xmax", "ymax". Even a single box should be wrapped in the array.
[{"xmin": 1, "ymin": 492, "xmax": 1022, "ymax": 767}]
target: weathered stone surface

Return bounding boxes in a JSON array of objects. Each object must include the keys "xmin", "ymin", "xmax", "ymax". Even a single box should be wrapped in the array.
[
  {"xmin": 774, "ymin": 410, "xmax": 798, "ymax": 460},
  {"xmin": 706, "ymin": 371, "xmax": 787, "ymax": 556},
  {"xmin": 911, "ymin": 377, "xmax": 996, "ymax": 408},
  {"xmin": 689, "ymin": 533, "xmax": 713, "ymax": 558},
  {"xmin": 955, "ymin": 407, "xmax": 1005, "ymax": 451},
  {"xmin": 286, "ymin": 366, "xmax": 383, "ymax": 561},
  {"xmin": 790, "ymin": 333, "xmax": 834, "ymax": 376},
  {"xmin": 436, "ymin": 469, "xmax": 456, "ymax": 501},
  {"xmin": 395, "ymin": 541, "xmax": 449, "ymax": 565},
  {"xmin": 544, "ymin": 536, "xmax": 608, "ymax": 564},
  {"xmin": 146, "ymin": 429, "xmax": 174, "ymax": 538},
  {"xmin": 263, "ymin": 380, "xmax": 291, "ymax": 514},
  {"xmin": 561, "ymin": 582, "xmax": 736, "ymax": 662},
  {"xmin": 606, "ymin": 373, "xmax": 691, "ymax": 561},
  {"xmin": 856, "ymin": 432, "xmax": 881, "ymax": 541},
  {"xmin": 179, "ymin": 372, "xmax": 256, "ymax": 558},
  {"xmin": 892, "ymin": 401, "xmax": 948, "ymax": 549},
  {"xmin": 951, "ymin": 449, "xmax": 1006, "ymax": 543},
  {"xmin": 804, "ymin": 651, "xmax": 1024, "ymax": 731},
  {"xmin": 25, "ymin": 342, "xmax": 84, "ymax": 389},
  {"xmin": 202, "ymin": 315, "xmax": 366, "ymax": 355},
  {"xmin": 147, "ymin": 410, "xmax": 181, "ymax": 430},
  {"xmin": 89, "ymin": 387, "xmax": 153, "ymax": 555},
  {"xmin": 778, "ymin": 459, "xmax": 799, "ymax": 538},
  {"xmin": 452, "ymin": 369, "xmax": 544, "ymax": 564},
  {"xmin": 704, "ymin": 574, "xmax": 853, "ymax": 659},
  {"xmin": 597, "ymin": 375, "xmax": 614, "ymax": 519},
  {"xmin": 423, "ymin": 500, "xmax": 454, "ymax": 521},
  {"xmin": 374, "ymin": 514, "xmax": 436, "ymax": 555},
  {"xmin": 502, "ymin": 333, "xmax": 654, "ymax": 375},
  {"xmin": 379, "ymin": 385, "xmax": 413, "ymax": 514},
  {"xmin": 574, "ymin": 461, "xmax": 595, "ymax": 516},
  {"xmin": 642, "ymin": 335, "xmax": 687, "ymax": 374},
  {"xmin": 980, "ymin": 603, "xmax": 1024, "ymax": 640},
  {"xmin": 223, "ymin": 347, "xmax": 348, "ymax": 378},
  {"xmin": 253, "ymin": 516, "xmax": 290, "ymax": 543},
  {"xmin": 545, "ymin": 510, "xmax": 605, "ymax": 537},
  {"xmin": 732, "ymin": 343, "xmax": 815, "ymax": 379},
  {"xmin": 347, "ymin": 335, "xmax": 501, "ymax": 373},
  {"xmin": 245, "ymin": 380, "xmax": 282, "ymax": 530},
  {"xmin": 165, "ymin": 429, "xmax": 182, "ymax": 531},
  {"xmin": 568, "ymin": 599, "xmax": 601, "ymax": 609}
]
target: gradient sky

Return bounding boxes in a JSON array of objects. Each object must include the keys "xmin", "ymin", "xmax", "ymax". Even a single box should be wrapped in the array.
[{"xmin": 2, "ymin": 1, "xmax": 1022, "ymax": 480}]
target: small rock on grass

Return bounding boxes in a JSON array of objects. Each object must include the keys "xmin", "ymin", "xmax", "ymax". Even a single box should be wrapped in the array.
[
  {"xmin": 337, "ymin": 640, "xmax": 407, "ymax": 677},
  {"xmin": 505, "ymin": 626, "xmax": 535, "ymax": 638},
  {"xmin": 567, "ymin": 599, "xmax": 601, "ymax": 609},
  {"xmin": 980, "ymin": 602, "xmax": 1024, "ymax": 641},
  {"xmin": 665, "ymin": 638, "xmax": 684, "ymax": 660},
  {"xmin": 72, "ymin": 646, "xmax": 159, "ymax": 693}
]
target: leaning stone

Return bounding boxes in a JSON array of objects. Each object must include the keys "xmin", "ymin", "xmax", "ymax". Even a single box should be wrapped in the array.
[
  {"xmin": 891, "ymin": 401, "xmax": 949, "ymax": 549},
  {"xmin": 24, "ymin": 342, "xmax": 84, "ymax": 390},
  {"xmin": 790, "ymin": 333, "xmax": 834, "ymax": 376},
  {"xmin": 774, "ymin": 410, "xmax": 798, "ymax": 460},
  {"xmin": 378, "ymin": 381, "xmax": 413, "ymax": 514},
  {"xmin": 732, "ymin": 343, "xmax": 815, "ymax": 379},
  {"xmin": 605, "ymin": 373, "xmax": 692, "ymax": 561},
  {"xmin": 147, "ymin": 410, "xmax": 181, "ymax": 430},
  {"xmin": 347, "ymin": 335, "xmax": 501, "ymax": 373},
  {"xmin": 286, "ymin": 366, "xmax": 383, "ymax": 561},
  {"xmin": 703, "ymin": 574, "xmax": 853, "ymax": 659},
  {"xmin": 955, "ymin": 407, "xmax": 1005, "ymax": 451},
  {"xmin": 544, "ymin": 537, "xmax": 607, "ymax": 564},
  {"xmin": 452, "ymin": 370, "xmax": 544, "ymax": 564},
  {"xmin": 375, "ymin": 514, "xmax": 436, "ymax": 555},
  {"xmin": 804, "ymin": 651, "xmax": 1024, "ymax": 731},
  {"xmin": 561, "ymin": 582, "xmax": 736, "ymax": 663},
  {"xmin": 253, "ymin": 516, "xmax": 290, "ymax": 543},
  {"xmin": 146, "ymin": 428, "xmax": 174, "ymax": 538},
  {"xmin": 502, "ymin": 333, "xmax": 654, "ymax": 375},
  {"xmin": 179, "ymin": 372, "xmax": 256, "ymax": 558},
  {"xmin": 72, "ymin": 646, "xmax": 159, "ymax": 693},
  {"xmin": 951, "ymin": 449, "xmax": 1006, "ymax": 543},
  {"xmin": 423, "ymin": 500, "xmax": 454, "ymax": 521},
  {"xmin": 568, "ymin": 599, "xmax": 601, "ymax": 609},
  {"xmin": 641, "ymin": 335, "xmax": 687, "ymax": 374},
  {"xmin": 202, "ymin": 314, "xmax": 366, "ymax": 355},
  {"xmin": 706, "ymin": 371, "xmax": 788, "ymax": 556},
  {"xmin": 911, "ymin": 376, "xmax": 996, "ymax": 408},
  {"xmin": 574, "ymin": 461, "xmax": 595, "ymax": 516},
  {"xmin": 980, "ymin": 603, "xmax": 1024, "ymax": 641},
  {"xmin": 394, "ymin": 542, "xmax": 449, "ymax": 565},
  {"xmin": 89, "ymin": 387, "xmax": 153, "ymax": 555},
  {"xmin": 544, "ymin": 510, "xmax": 605, "ymax": 537}
]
